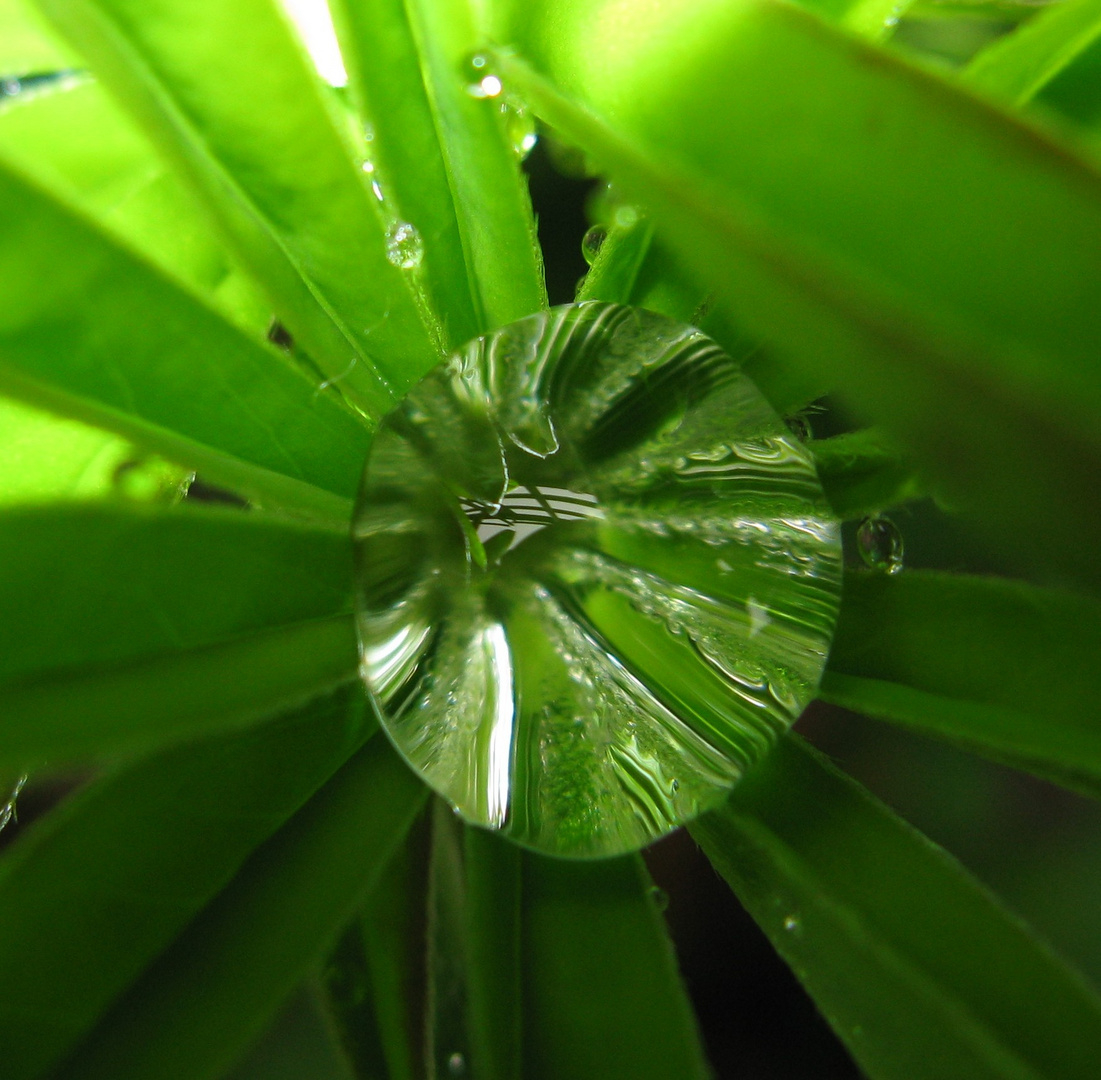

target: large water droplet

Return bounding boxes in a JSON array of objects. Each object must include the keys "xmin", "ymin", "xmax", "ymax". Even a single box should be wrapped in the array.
[
  {"xmin": 447, "ymin": 1052, "xmax": 466, "ymax": 1077},
  {"xmin": 354, "ymin": 303, "xmax": 842, "ymax": 857},
  {"xmin": 385, "ymin": 221, "xmax": 424, "ymax": 270},
  {"xmin": 463, "ymin": 52, "xmax": 502, "ymax": 99},
  {"xmin": 857, "ymin": 514, "xmax": 903, "ymax": 574},
  {"xmin": 582, "ymin": 224, "xmax": 607, "ymax": 266}
]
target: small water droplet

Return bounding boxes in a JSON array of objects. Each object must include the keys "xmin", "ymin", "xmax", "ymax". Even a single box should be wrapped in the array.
[
  {"xmin": 783, "ymin": 915, "xmax": 801, "ymax": 933},
  {"xmin": 649, "ymin": 886, "xmax": 671, "ymax": 912},
  {"xmin": 582, "ymin": 224, "xmax": 607, "ymax": 266},
  {"xmin": 0, "ymin": 775, "xmax": 27, "ymax": 834},
  {"xmin": 447, "ymin": 1051, "xmax": 466, "ymax": 1076},
  {"xmin": 856, "ymin": 515, "xmax": 904, "ymax": 574},
  {"xmin": 785, "ymin": 413, "xmax": 811, "ymax": 441},
  {"xmin": 670, "ymin": 778, "xmax": 680, "ymax": 793},
  {"xmin": 385, "ymin": 221, "xmax": 424, "ymax": 270},
  {"xmin": 463, "ymin": 52, "xmax": 502, "ymax": 98},
  {"xmin": 500, "ymin": 97, "xmax": 537, "ymax": 159},
  {"xmin": 1, "ymin": 78, "xmax": 21, "ymax": 97}
]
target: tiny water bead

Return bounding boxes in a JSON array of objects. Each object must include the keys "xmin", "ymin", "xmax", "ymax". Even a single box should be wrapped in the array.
[
  {"xmin": 582, "ymin": 225, "xmax": 608, "ymax": 266},
  {"xmin": 500, "ymin": 97, "xmax": 537, "ymax": 159},
  {"xmin": 463, "ymin": 52, "xmax": 502, "ymax": 99},
  {"xmin": 385, "ymin": 221, "xmax": 424, "ymax": 270},
  {"xmin": 0, "ymin": 775, "xmax": 26, "ymax": 834},
  {"xmin": 354, "ymin": 303, "xmax": 842, "ymax": 858},
  {"xmin": 856, "ymin": 514, "xmax": 904, "ymax": 574}
]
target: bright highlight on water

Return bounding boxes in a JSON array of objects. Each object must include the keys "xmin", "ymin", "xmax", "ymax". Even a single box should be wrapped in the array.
[{"xmin": 354, "ymin": 303, "xmax": 842, "ymax": 857}]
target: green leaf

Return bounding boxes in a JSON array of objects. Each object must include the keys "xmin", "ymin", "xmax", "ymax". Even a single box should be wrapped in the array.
[
  {"xmin": 521, "ymin": 852, "xmax": 710, "ymax": 1079},
  {"xmin": 963, "ymin": 0, "xmax": 1101, "ymax": 106},
  {"xmin": 0, "ymin": 153, "xmax": 371, "ymax": 522},
  {"xmin": 0, "ymin": 395, "xmax": 185, "ymax": 506},
  {"xmin": 498, "ymin": 1, "xmax": 1101, "ymax": 593},
  {"xmin": 0, "ymin": 504, "xmax": 358, "ymax": 766},
  {"xmin": 402, "ymin": 0, "xmax": 547, "ymax": 331},
  {"xmin": 0, "ymin": 0, "xmax": 76, "ymax": 74},
  {"xmin": 693, "ymin": 735, "xmax": 1101, "ymax": 1080},
  {"xmin": 464, "ymin": 827, "xmax": 523, "ymax": 1080},
  {"xmin": 323, "ymin": 813, "xmax": 431, "ymax": 1080},
  {"xmin": 425, "ymin": 800, "xmax": 472, "ymax": 1076},
  {"xmin": 51, "ymin": 733, "xmax": 428, "ymax": 1080},
  {"xmin": 0, "ymin": 76, "xmax": 269, "ymax": 329},
  {"xmin": 810, "ymin": 430, "xmax": 925, "ymax": 519},
  {"xmin": 1035, "ymin": 33, "xmax": 1101, "ymax": 134},
  {"xmin": 34, "ymin": 0, "xmax": 438, "ymax": 413},
  {"xmin": 821, "ymin": 570, "xmax": 1101, "ymax": 798},
  {"xmin": 329, "ymin": 0, "xmax": 481, "ymax": 351},
  {"xmin": 0, "ymin": 685, "xmax": 374, "ymax": 1080}
]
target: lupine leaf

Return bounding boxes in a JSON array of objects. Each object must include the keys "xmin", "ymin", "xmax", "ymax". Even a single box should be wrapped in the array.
[
  {"xmin": 51, "ymin": 734, "xmax": 428, "ymax": 1080},
  {"xmin": 964, "ymin": 0, "xmax": 1101, "ymax": 106},
  {"xmin": 498, "ymin": 1, "xmax": 1101, "ymax": 593},
  {"xmin": 0, "ymin": 155, "xmax": 371, "ymax": 522},
  {"xmin": 464, "ymin": 826, "xmax": 523, "ymax": 1080},
  {"xmin": 0, "ymin": 0, "xmax": 76, "ymax": 74},
  {"xmin": 329, "ymin": 0, "xmax": 481, "ymax": 351},
  {"xmin": 0, "ymin": 395, "xmax": 185, "ymax": 507},
  {"xmin": 821, "ymin": 570, "xmax": 1101, "ymax": 798},
  {"xmin": 810, "ymin": 430, "xmax": 925, "ymax": 519},
  {"xmin": 0, "ymin": 76, "xmax": 269, "ymax": 330},
  {"xmin": 34, "ymin": 0, "xmax": 438, "ymax": 413},
  {"xmin": 521, "ymin": 852, "xmax": 710, "ymax": 1079},
  {"xmin": 323, "ymin": 815, "xmax": 430, "ymax": 1080},
  {"xmin": 0, "ymin": 685, "xmax": 375, "ymax": 1080},
  {"xmin": 0, "ymin": 504, "xmax": 358, "ymax": 766},
  {"xmin": 693, "ymin": 735, "xmax": 1101, "ymax": 1080},
  {"xmin": 403, "ymin": 0, "xmax": 547, "ymax": 331}
]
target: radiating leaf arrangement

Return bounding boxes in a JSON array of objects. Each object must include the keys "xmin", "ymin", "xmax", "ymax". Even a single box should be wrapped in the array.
[{"xmin": 1, "ymin": 0, "xmax": 1101, "ymax": 1076}]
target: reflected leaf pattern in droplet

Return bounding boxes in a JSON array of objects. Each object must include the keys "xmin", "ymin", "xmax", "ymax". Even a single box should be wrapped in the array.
[{"xmin": 354, "ymin": 303, "xmax": 842, "ymax": 857}]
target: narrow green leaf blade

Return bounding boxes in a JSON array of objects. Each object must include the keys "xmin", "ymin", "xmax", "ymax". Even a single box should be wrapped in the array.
[
  {"xmin": 404, "ymin": 0, "xmax": 547, "ymax": 330},
  {"xmin": 810, "ymin": 430, "xmax": 924, "ymax": 519},
  {"xmin": 0, "ymin": 76, "xmax": 268, "ymax": 329},
  {"xmin": 0, "ymin": 504, "xmax": 357, "ymax": 765},
  {"xmin": 464, "ymin": 827, "xmax": 523, "ymax": 1080},
  {"xmin": 964, "ymin": 0, "xmax": 1101, "ymax": 105},
  {"xmin": 0, "ymin": 685, "xmax": 374, "ymax": 1080},
  {"xmin": 0, "ymin": 0, "xmax": 75, "ymax": 74},
  {"xmin": 330, "ymin": 0, "xmax": 481, "ymax": 350},
  {"xmin": 693, "ymin": 736, "xmax": 1101, "ymax": 1080},
  {"xmin": 34, "ymin": 0, "xmax": 437, "ymax": 411},
  {"xmin": 821, "ymin": 570, "xmax": 1101, "ymax": 797},
  {"xmin": 4, "ymin": 614, "xmax": 359, "ymax": 769},
  {"xmin": 0, "ymin": 154, "xmax": 371, "ymax": 520},
  {"xmin": 323, "ymin": 814, "xmax": 431, "ymax": 1080},
  {"xmin": 0, "ymin": 395, "xmax": 184, "ymax": 507},
  {"xmin": 52, "ymin": 735, "xmax": 428, "ymax": 1080},
  {"xmin": 499, "ymin": 2, "xmax": 1101, "ymax": 592},
  {"xmin": 521, "ymin": 852, "xmax": 710, "ymax": 1080}
]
